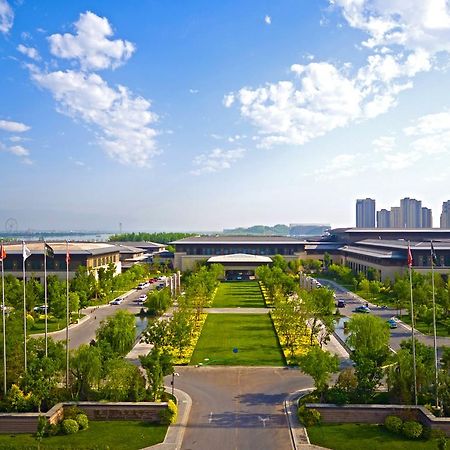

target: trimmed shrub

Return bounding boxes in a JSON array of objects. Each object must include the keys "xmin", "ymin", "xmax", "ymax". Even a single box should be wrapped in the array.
[
  {"xmin": 76, "ymin": 413, "xmax": 89, "ymax": 430},
  {"xmin": 159, "ymin": 400, "xmax": 178, "ymax": 425},
  {"xmin": 45, "ymin": 423, "xmax": 60, "ymax": 437},
  {"xmin": 62, "ymin": 419, "xmax": 79, "ymax": 435},
  {"xmin": 402, "ymin": 420, "xmax": 423, "ymax": 439},
  {"xmin": 298, "ymin": 405, "xmax": 321, "ymax": 427},
  {"xmin": 384, "ymin": 415, "xmax": 403, "ymax": 434},
  {"xmin": 64, "ymin": 405, "xmax": 84, "ymax": 419}
]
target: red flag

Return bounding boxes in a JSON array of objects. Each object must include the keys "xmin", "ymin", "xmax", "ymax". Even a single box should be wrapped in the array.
[
  {"xmin": 407, "ymin": 243, "xmax": 413, "ymax": 268},
  {"xmin": 0, "ymin": 245, "xmax": 6, "ymax": 261}
]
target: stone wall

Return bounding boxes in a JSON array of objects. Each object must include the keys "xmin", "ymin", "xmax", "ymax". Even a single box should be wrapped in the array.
[
  {"xmin": 0, "ymin": 401, "xmax": 168, "ymax": 434},
  {"xmin": 306, "ymin": 403, "xmax": 450, "ymax": 436}
]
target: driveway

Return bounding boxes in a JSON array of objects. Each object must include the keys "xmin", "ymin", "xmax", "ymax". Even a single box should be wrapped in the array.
[{"xmin": 170, "ymin": 366, "xmax": 313, "ymax": 450}]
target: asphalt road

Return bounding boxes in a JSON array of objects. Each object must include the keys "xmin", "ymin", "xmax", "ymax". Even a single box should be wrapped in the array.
[
  {"xmin": 318, "ymin": 278, "xmax": 450, "ymax": 353},
  {"xmin": 171, "ymin": 366, "xmax": 312, "ymax": 450},
  {"xmin": 43, "ymin": 283, "xmax": 158, "ymax": 349}
]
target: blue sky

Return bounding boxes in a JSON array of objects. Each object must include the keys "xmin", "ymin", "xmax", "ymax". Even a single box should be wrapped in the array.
[{"xmin": 1, "ymin": 0, "xmax": 450, "ymax": 231}]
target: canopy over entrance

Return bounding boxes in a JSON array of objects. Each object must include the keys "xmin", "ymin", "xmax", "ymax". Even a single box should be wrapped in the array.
[{"xmin": 207, "ymin": 253, "xmax": 272, "ymax": 280}]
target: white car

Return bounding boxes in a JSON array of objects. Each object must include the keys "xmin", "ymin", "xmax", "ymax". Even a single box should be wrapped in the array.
[
  {"xmin": 110, "ymin": 297, "xmax": 124, "ymax": 305},
  {"xmin": 137, "ymin": 282, "xmax": 148, "ymax": 290},
  {"xmin": 138, "ymin": 294, "xmax": 147, "ymax": 302}
]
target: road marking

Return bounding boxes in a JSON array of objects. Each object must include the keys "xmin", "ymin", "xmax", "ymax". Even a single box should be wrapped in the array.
[
  {"xmin": 258, "ymin": 416, "xmax": 270, "ymax": 427},
  {"xmin": 208, "ymin": 412, "xmax": 213, "ymax": 423}
]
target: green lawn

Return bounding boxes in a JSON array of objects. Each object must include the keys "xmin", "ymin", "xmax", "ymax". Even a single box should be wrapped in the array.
[
  {"xmin": 29, "ymin": 314, "xmax": 84, "ymax": 335},
  {"xmin": 190, "ymin": 313, "xmax": 285, "ymax": 366},
  {"xmin": 211, "ymin": 281, "xmax": 265, "ymax": 308},
  {"xmin": 0, "ymin": 421, "xmax": 167, "ymax": 449},
  {"xmin": 308, "ymin": 423, "xmax": 447, "ymax": 450},
  {"xmin": 401, "ymin": 315, "xmax": 449, "ymax": 337}
]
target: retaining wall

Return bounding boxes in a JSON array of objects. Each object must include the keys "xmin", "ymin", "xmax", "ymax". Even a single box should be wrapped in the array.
[
  {"xmin": 0, "ymin": 401, "xmax": 168, "ymax": 434},
  {"xmin": 306, "ymin": 403, "xmax": 450, "ymax": 436}
]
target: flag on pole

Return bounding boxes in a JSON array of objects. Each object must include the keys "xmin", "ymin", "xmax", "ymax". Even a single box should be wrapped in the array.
[
  {"xmin": 22, "ymin": 242, "xmax": 31, "ymax": 261},
  {"xmin": 431, "ymin": 241, "xmax": 437, "ymax": 266},
  {"xmin": 66, "ymin": 246, "xmax": 70, "ymax": 265},
  {"xmin": 44, "ymin": 243, "xmax": 55, "ymax": 259},
  {"xmin": 0, "ymin": 245, "xmax": 6, "ymax": 261},
  {"xmin": 407, "ymin": 243, "xmax": 413, "ymax": 268}
]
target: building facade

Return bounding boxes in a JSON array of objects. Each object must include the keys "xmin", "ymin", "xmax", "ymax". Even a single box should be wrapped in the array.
[
  {"xmin": 441, "ymin": 201, "xmax": 450, "ymax": 228},
  {"xmin": 356, "ymin": 198, "xmax": 376, "ymax": 228},
  {"xmin": 377, "ymin": 209, "xmax": 390, "ymax": 228},
  {"xmin": 421, "ymin": 207, "xmax": 433, "ymax": 228},
  {"xmin": 400, "ymin": 197, "xmax": 422, "ymax": 228}
]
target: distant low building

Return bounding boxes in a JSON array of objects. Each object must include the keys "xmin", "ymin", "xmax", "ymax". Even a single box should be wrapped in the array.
[{"xmin": 1, "ymin": 242, "xmax": 121, "ymax": 282}]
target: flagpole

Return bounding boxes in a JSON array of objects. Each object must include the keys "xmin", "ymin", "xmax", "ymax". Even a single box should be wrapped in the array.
[
  {"xmin": 65, "ymin": 241, "xmax": 69, "ymax": 389},
  {"xmin": 44, "ymin": 242, "xmax": 48, "ymax": 357},
  {"xmin": 22, "ymin": 242, "xmax": 27, "ymax": 373},
  {"xmin": 408, "ymin": 241, "xmax": 418, "ymax": 405},
  {"xmin": 1, "ymin": 242, "xmax": 7, "ymax": 396},
  {"xmin": 430, "ymin": 241, "xmax": 439, "ymax": 408}
]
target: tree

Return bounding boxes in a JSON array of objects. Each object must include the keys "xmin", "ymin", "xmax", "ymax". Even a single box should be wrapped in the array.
[
  {"xmin": 305, "ymin": 287, "xmax": 336, "ymax": 346},
  {"xmin": 71, "ymin": 265, "xmax": 96, "ymax": 310},
  {"xmin": 142, "ymin": 320, "xmax": 172, "ymax": 349},
  {"xmin": 47, "ymin": 275, "xmax": 66, "ymax": 319},
  {"xmin": 96, "ymin": 310, "xmax": 136, "ymax": 356},
  {"xmin": 140, "ymin": 348, "xmax": 173, "ymax": 401},
  {"xmin": 170, "ymin": 309, "xmax": 194, "ymax": 356},
  {"xmin": 347, "ymin": 315, "xmax": 390, "ymax": 402},
  {"xmin": 299, "ymin": 347, "xmax": 339, "ymax": 400},
  {"xmin": 145, "ymin": 288, "xmax": 172, "ymax": 316},
  {"xmin": 70, "ymin": 344, "xmax": 102, "ymax": 400}
]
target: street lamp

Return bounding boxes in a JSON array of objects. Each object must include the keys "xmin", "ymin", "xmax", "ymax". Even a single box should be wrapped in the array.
[{"xmin": 171, "ymin": 372, "xmax": 179, "ymax": 397}]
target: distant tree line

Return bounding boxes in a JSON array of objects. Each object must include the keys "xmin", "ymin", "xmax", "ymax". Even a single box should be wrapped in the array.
[{"xmin": 108, "ymin": 232, "xmax": 195, "ymax": 245}]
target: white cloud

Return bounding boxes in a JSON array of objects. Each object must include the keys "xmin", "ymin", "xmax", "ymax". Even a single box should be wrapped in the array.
[
  {"xmin": 48, "ymin": 11, "xmax": 135, "ymax": 71},
  {"xmin": 32, "ymin": 68, "xmax": 159, "ymax": 167},
  {"xmin": 264, "ymin": 15, "xmax": 272, "ymax": 25},
  {"xmin": 0, "ymin": 119, "xmax": 30, "ymax": 132},
  {"xmin": 334, "ymin": 0, "xmax": 450, "ymax": 54},
  {"xmin": 225, "ymin": 52, "xmax": 424, "ymax": 148},
  {"xmin": 191, "ymin": 148, "xmax": 245, "ymax": 175},
  {"xmin": 0, "ymin": 0, "xmax": 13, "ymax": 34},
  {"xmin": 17, "ymin": 44, "xmax": 41, "ymax": 61},
  {"xmin": 314, "ymin": 153, "xmax": 364, "ymax": 180},
  {"xmin": 189, "ymin": 88, "xmax": 199, "ymax": 94},
  {"xmin": 8, "ymin": 145, "xmax": 29, "ymax": 157},
  {"xmin": 372, "ymin": 135, "xmax": 396, "ymax": 153}
]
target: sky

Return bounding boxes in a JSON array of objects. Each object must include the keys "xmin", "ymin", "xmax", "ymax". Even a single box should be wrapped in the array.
[{"xmin": 1, "ymin": 0, "xmax": 450, "ymax": 232}]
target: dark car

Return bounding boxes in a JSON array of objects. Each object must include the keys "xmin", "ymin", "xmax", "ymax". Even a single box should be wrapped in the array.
[{"xmin": 337, "ymin": 299, "xmax": 346, "ymax": 308}]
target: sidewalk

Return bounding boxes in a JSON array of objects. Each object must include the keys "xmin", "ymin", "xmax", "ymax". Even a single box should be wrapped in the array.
[{"xmin": 142, "ymin": 387, "xmax": 192, "ymax": 450}]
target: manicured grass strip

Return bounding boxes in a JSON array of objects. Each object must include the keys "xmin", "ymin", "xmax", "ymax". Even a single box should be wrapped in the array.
[
  {"xmin": 307, "ymin": 423, "xmax": 446, "ymax": 450},
  {"xmin": 401, "ymin": 315, "xmax": 449, "ymax": 337},
  {"xmin": 29, "ymin": 314, "xmax": 84, "ymax": 335},
  {"xmin": 190, "ymin": 313, "xmax": 285, "ymax": 366},
  {"xmin": 211, "ymin": 281, "xmax": 265, "ymax": 308},
  {"xmin": 0, "ymin": 421, "xmax": 167, "ymax": 449}
]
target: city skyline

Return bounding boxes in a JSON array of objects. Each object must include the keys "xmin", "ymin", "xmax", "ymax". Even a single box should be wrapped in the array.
[{"xmin": 2, "ymin": 1, "xmax": 450, "ymax": 230}]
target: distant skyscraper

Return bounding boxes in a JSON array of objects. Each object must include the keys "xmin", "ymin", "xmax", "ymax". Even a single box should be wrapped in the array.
[
  {"xmin": 377, "ymin": 209, "xmax": 390, "ymax": 228},
  {"xmin": 441, "ymin": 201, "xmax": 450, "ymax": 228},
  {"xmin": 421, "ymin": 207, "xmax": 432, "ymax": 228},
  {"xmin": 356, "ymin": 198, "xmax": 375, "ymax": 228},
  {"xmin": 400, "ymin": 197, "xmax": 422, "ymax": 228},
  {"xmin": 390, "ymin": 207, "xmax": 401, "ymax": 228}
]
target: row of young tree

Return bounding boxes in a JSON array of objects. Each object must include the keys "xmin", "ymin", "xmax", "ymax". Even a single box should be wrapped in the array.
[
  {"xmin": 0, "ymin": 310, "xmax": 151, "ymax": 412},
  {"xmin": 326, "ymin": 262, "xmax": 450, "ymax": 331}
]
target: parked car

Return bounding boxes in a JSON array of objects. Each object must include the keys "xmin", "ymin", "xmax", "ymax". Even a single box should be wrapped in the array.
[
  {"xmin": 353, "ymin": 305, "xmax": 371, "ymax": 313},
  {"xmin": 387, "ymin": 318, "xmax": 398, "ymax": 329},
  {"xmin": 110, "ymin": 297, "xmax": 124, "ymax": 305},
  {"xmin": 138, "ymin": 294, "xmax": 147, "ymax": 302},
  {"xmin": 33, "ymin": 305, "xmax": 48, "ymax": 312},
  {"xmin": 337, "ymin": 299, "xmax": 346, "ymax": 308}
]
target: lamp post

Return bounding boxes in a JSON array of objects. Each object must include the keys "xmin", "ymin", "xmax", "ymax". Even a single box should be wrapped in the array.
[{"xmin": 171, "ymin": 372, "xmax": 179, "ymax": 397}]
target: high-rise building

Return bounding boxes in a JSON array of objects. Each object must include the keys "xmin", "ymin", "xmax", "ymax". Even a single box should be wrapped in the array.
[
  {"xmin": 400, "ymin": 197, "xmax": 422, "ymax": 228},
  {"xmin": 421, "ymin": 207, "xmax": 432, "ymax": 228},
  {"xmin": 390, "ymin": 207, "xmax": 402, "ymax": 228},
  {"xmin": 441, "ymin": 201, "xmax": 450, "ymax": 228},
  {"xmin": 377, "ymin": 209, "xmax": 390, "ymax": 228},
  {"xmin": 356, "ymin": 198, "xmax": 376, "ymax": 228}
]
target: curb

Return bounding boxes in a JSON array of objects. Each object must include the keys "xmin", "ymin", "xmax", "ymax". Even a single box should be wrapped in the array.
[{"xmin": 144, "ymin": 387, "xmax": 192, "ymax": 450}]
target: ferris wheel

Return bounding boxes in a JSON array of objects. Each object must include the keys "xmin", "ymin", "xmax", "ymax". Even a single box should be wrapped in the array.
[{"xmin": 5, "ymin": 218, "xmax": 18, "ymax": 233}]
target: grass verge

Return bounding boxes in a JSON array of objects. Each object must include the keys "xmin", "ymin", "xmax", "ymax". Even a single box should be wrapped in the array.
[
  {"xmin": 307, "ymin": 423, "xmax": 447, "ymax": 450},
  {"xmin": 0, "ymin": 421, "xmax": 167, "ymax": 449},
  {"xmin": 190, "ymin": 313, "xmax": 285, "ymax": 366},
  {"xmin": 211, "ymin": 281, "xmax": 265, "ymax": 308}
]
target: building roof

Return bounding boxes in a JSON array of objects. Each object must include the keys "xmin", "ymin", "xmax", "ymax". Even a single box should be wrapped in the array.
[
  {"xmin": 341, "ymin": 245, "xmax": 404, "ymax": 260},
  {"xmin": 171, "ymin": 235, "xmax": 306, "ymax": 245},
  {"xmin": 332, "ymin": 227, "xmax": 450, "ymax": 234},
  {"xmin": 109, "ymin": 241, "xmax": 165, "ymax": 249},
  {"xmin": 115, "ymin": 244, "xmax": 147, "ymax": 254},
  {"xmin": 207, "ymin": 253, "xmax": 273, "ymax": 264},
  {"xmin": 3, "ymin": 242, "xmax": 120, "ymax": 256},
  {"xmin": 356, "ymin": 239, "xmax": 450, "ymax": 250}
]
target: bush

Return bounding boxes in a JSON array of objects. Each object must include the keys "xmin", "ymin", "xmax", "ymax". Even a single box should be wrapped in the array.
[
  {"xmin": 384, "ymin": 415, "xmax": 403, "ymax": 434},
  {"xmin": 76, "ymin": 413, "xmax": 89, "ymax": 430},
  {"xmin": 298, "ymin": 405, "xmax": 321, "ymax": 427},
  {"xmin": 45, "ymin": 423, "xmax": 60, "ymax": 437},
  {"xmin": 62, "ymin": 419, "xmax": 79, "ymax": 435},
  {"xmin": 325, "ymin": 387, "xmax": 350, "ymax": 405},
  {"xmin": 159, "ymin": 400, "xmax": 177, "ymax": 425},
  {"xmin": 402, "ymin": 420, "xmax": 423, "ymax": 439}
]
